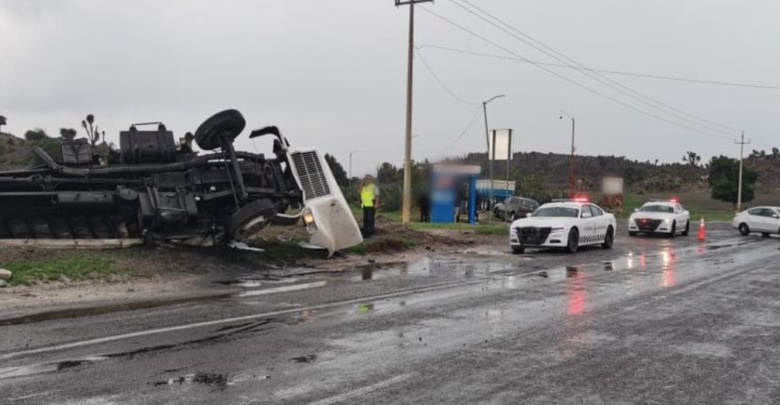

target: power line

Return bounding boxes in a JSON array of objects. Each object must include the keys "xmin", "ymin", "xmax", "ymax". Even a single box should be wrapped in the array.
[
  {"xmin": 415, "ymin": 46, "xmax": 479, "ymax": 106},
  {"xmin": 416, "ymin": 43, "xmax": 780, "ymax": 91},
  {"xmin": 442, "ymin": 105, "xmax": 484, "ymax": 154},
  {"xmin": 417, "ymin": 6, "xmax": 734, "ymax": 141},
  {"xmin": 448, "ymin": 0, "xmax": 738, "ymax": 139}
]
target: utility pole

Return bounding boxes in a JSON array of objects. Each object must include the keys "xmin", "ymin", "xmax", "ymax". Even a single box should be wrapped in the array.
[
  {"xmin": 735, "ymin": 131, "xmax": 751, "ymax": 212},
  {"xmin": 483, "ymin": 95, "xmax": 505, "ymax": 224},
  {"xmin": 560, "ymin": 112, "xmax": 575, "ymax": 198},
  {"xmin": 349, "ymin": 150, "xmax": 359, "ymax": 180},
  {"xmin": 396, "ymin": 0, "xmax": 432, "ymax": 224}
]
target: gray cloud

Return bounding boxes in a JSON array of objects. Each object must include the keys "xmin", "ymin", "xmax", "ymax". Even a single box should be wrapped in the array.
[{"xmin": 1, "ymin": 0, "xmax": 778, "ymax": 175}]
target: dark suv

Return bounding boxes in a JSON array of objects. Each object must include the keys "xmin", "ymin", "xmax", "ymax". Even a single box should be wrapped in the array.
[{"xmin": 493, "ymin": 197, "xmax": 539, "ymax": 221}]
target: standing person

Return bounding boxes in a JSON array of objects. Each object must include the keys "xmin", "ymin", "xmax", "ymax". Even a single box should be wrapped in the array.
[
  {"xmin": 359, "ymin": 174, "xmax": 380, "ymax": 237},
  {"xmin": 418, "ymin": 192, "xmax": 431, "ymax": 223},
  {"xmin": 455, "ymin": 182, "xmax": 467, "ymax": 223}
]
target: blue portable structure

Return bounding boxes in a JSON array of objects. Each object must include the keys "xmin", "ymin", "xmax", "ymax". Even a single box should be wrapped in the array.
[{"xmin": 430, "ymin": 165, "xmax": 481, "ymax": 224}]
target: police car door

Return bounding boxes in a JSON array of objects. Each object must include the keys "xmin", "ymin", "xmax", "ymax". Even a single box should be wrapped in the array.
[
  {"xmin": 673, "ymin": 204, "xmax": 684, "ymax": 227},
  {"xmin": 579, "ymin": 205, "xmax": 598, "ymax": 244},
  {"xmin": 589, "ymin": 205, "xmax": 609, "ymax": 242}
]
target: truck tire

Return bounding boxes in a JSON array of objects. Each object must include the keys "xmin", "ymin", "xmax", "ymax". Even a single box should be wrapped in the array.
[
  {"xmin": 195, "ymin": 109, "xmax": 246, "ymax": 150},
  {"xmin": 226, "ymin": 199, "xmax": 276, "ymax": 241}
]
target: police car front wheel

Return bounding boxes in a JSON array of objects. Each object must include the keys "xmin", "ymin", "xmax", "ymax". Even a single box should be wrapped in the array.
[{"xmin": 566, "ymin": 229, "xmax": 579, "ymax": 254}]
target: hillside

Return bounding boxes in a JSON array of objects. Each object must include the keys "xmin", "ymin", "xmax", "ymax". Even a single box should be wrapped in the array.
[
  {"xmin": 2, "ymin": 132, "xmax": 779, "ymax": 195},
  {"xmin": 0, "ymin": 132, "xmax": 35, "ymax": 170},
  {"xmin": 457, "ymin": 151, "xmax": 780, "ymax": 196}
]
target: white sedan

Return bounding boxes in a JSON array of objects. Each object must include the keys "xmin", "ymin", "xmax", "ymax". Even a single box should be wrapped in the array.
[
  {"xmin": 510, "ymin": 200, "xmax": 617, "ymax": 254},
  {"xmin": 628, "ymin": 200, "xmax": 690, "ymax": 237},
  {"xmin": 733, "ymin": 206, "xmax": 780, "ymax": 237}
]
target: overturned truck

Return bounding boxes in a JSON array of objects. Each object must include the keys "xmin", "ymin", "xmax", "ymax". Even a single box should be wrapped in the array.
[{"xmin": 0, "ymin": 110, "xmax": 362, "ymax": 254}]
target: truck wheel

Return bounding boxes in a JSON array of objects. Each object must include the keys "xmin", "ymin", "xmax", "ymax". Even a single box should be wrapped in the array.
[
  {"xmin": 195, "ymin": 109, "xmax": 246, "ymax": 150},
  {"xmin": 566, "ymin": 228, "xmax": 579, "ymax": 254},
  {"xmin": 602, "ymin": 226, "xmax": 614, "ymax": 249},
  {"xmin": 226, "ymin": 199, "xmax": 277, "ymax": 241},
  {"xmin": 738, "ymin": 223, "xmax": 750, "ymax": 236}
]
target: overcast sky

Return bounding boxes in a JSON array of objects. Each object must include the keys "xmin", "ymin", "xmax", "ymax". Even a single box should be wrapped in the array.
[{"xmin": 1, "ymin": 0, "xmax": 778, "ymax": 175}]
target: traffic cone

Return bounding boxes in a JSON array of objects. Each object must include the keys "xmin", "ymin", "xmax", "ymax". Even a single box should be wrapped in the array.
[{"xmin": 697, "ymin": 218, "xmax": 706, "ymax": 241}]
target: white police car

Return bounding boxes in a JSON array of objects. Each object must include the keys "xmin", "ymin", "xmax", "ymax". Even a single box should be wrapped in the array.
[
  {"xmin": 510, "ymin": 199, "xmax": 617, "ymax": 254},
  {"xmin": 628, "ymin": 199, "xmax": 690, "ymax": 237}
]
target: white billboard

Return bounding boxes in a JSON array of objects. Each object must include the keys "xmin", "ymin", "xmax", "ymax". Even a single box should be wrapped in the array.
[
  {"xmin": 602, "ymin": 177, "xmax": 624, "ymax": 195},
  {"xmin": 488, "ymin": 129, "xmax": 513, "ymax": 161}
]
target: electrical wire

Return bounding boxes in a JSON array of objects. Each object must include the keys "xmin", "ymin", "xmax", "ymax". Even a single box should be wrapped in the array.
[
  {"xmin": 448, "ymin": 0, "xmax": 738, "ymax": 139},
  {"xmin": 442, "ymin": 106, "xmax": 485, "ymax": 154},
  {"xmin": 419, "ymin": 43, "xmax": 777, "ymax": 149},
  {"xmin": 416, "ymin": 43, "xmax": 780, "ymax": 91},
  {"xmin": 418, "ymin": 6, "xmax": 735, "ymax": 141},
  {"xmin": 415, "ymin": 47, "xmax": 479, "ymax": 106}
]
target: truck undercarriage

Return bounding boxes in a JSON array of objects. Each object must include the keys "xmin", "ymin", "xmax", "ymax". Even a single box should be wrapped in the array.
[{"xmin": 0, "ymin": 110, "xmax": 362, "ymax": 253}]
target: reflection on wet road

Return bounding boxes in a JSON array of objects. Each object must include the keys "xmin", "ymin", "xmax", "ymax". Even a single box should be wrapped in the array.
[{"xmin": 2, "ymin": 224, "xmax": 780, "ymax": 404}]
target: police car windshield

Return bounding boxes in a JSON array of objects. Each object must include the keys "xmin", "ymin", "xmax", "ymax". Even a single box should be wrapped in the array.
[
  {"xmin": 533, "ymin": 207, "xmax": 579, "ymax": 218},
  {"xmin": 639, "ymin": 205, "xmax": 674, "ymax": 213}
]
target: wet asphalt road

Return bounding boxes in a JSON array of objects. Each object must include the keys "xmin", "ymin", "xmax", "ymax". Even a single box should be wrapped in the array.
[{"xmin": 2, "ymin": 222, "xmax": 780, "ymax": 404}]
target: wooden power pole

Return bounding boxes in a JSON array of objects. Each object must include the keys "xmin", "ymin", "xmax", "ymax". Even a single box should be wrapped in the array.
[{"xmin": 396, "ymin": 0, "xmax": 432, "ymax": 224}]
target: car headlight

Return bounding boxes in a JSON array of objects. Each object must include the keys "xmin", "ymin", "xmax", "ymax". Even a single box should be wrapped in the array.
[
  {"xmin": 664, "ymin": 218, "xmax": 671, "ymax": 224},
  {"xmin": 551, "ymin": 226, "xmax": 567, "ymax": 233},
  {"xmin": 303, "ymin": 210, "xmax": 317, "ymax": 232}
]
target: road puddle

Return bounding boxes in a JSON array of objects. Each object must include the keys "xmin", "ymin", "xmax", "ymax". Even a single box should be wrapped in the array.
[
  {"xmin": 0, "ymin": 356, "xmax": 105, "ymax": 380},
  {"xmin": 152, "ymin": 371, "xmax": 231, "ymax": 392}
]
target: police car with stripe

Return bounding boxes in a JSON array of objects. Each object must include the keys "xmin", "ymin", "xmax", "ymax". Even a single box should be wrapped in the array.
[
  {"xmin": 628, "ymin": 198, "xmax": 690, "ymax": 237},
  {"xmin": 510, "ymin": 198, "xmax": 617, "ymax": 254}
]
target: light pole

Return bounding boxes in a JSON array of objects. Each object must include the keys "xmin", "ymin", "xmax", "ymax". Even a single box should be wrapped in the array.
[
  {"xmin": 483, "ymin": 94, "xmax": 505, "ymax": 224},
  {"xmin": 735, "ymin": 131, "xmax": 750, "ymax": 212},
  {"xmin": 349, "ymin": 150, "xmax": 359, "ymax": 180},
  {"xmin": 560, "ymin": 111, "xmax": 575, "ymax": 198}
]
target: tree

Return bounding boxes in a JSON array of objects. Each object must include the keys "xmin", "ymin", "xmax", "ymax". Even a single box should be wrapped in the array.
[
  {"xmin": 60, "ymin": 128, "xmax": 78, "ymax": 140},
  {"xmin": 773, "ymin": 147, "xmax": 779, "ymax": 158},
  {"xmin": 24, "ymin": 128, "xmax": 49, "ymax": 141},
  {"xmin": 81, "ymin": 113, "xmax": 101, "ymax": 146},
  {"xmin": 376, "ymin": 162, "xmax": 400, "ymax": 184},
  {"xmin": 324, "ymin": 153, "xmax": 348, "ymax": 187},
  {"xmin": 708, "ymin": 155, "xmax": 758, "ymax": 208},
  {"xmin": 0, "ymin": 113, "xmax": 6, "ymax": 133},
  {"xmin": 682, "ymin": 151, "xmax": 702, "ymax": 167}
]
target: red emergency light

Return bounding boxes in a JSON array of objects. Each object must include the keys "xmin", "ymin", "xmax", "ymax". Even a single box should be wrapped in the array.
[
  {"xmin": 669, "ymin": 196, "xmax": 679, "ymax": 203},
  {"xmin": 573, "ymin": 195, "xmax": 590, "ymax": 203}
]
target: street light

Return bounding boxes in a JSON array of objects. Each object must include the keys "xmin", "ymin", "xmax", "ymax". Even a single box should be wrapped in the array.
[
  {"xmin": 483, "ymin": 94, "xmax": 505, "ymax": 224},
  {"xmin": 349, "ymin": 150, "xmax": 359, "ymax": 180},
  {"xmin": 560, "ymin": 111, "xmax": 575, "ymax": 198}
]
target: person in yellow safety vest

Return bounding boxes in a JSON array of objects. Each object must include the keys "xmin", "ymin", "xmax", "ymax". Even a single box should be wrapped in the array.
[{"xmin": 358, "ymin": 174, "xmax": 380, "ymax": 237}]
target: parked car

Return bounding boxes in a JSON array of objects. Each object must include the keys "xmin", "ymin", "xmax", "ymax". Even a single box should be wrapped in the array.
[
  {"xmin": 733, "ymin": 206, "xmax": 780, "ymax": 237},
  {"xmin": 493, "ymin": 197, "xmax": 539, "ymax": 221},
  {"xmin": 509, "ymin": 199, "xmax": 616, "ymax": 254},
  {"xmin": 628, "ymin": 199, "xmax": 690, "ymax": 237}
]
